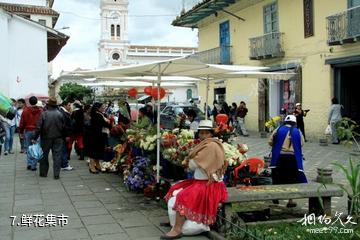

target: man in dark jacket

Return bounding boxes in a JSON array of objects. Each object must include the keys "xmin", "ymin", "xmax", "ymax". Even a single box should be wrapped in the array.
[
  {"xmin": 19, "ymin": 96, "xmax": 43, "ymax": 170},
  {"xmin": 34, "ymin": 98, "xmax": 65, "ymax": 179},
  {"xmin": 59, "ymin": 100, "xmax": 73, "ymax": 170},
  {"xmin": 69, "ymin": 101, "xmax": 85, "ymax": 160}
]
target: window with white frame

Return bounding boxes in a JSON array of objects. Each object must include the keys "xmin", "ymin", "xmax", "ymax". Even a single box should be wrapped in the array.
[{"xmin": 263, "ymin": 2, "xmax": 278, "ymax": 33}]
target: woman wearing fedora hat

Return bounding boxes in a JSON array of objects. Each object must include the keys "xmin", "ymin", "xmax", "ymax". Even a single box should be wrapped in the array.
[{"xmin": 160, "ymin": 120, "xmax": 228, "ymax": 239}]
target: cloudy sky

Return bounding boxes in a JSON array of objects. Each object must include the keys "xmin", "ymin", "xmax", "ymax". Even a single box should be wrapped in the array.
[{"xmin": 51, "ymin": 0, "xmax": 199, "ymax": 77}]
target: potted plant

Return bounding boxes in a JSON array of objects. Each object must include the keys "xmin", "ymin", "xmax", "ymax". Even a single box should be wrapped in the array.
[
  {"xmin": 336, "ymin": 117, "xmax": 360, "ymax": 155},
  {"xmin": 332, "ymin": 158, "xmax": 360, "ymax": 219}
]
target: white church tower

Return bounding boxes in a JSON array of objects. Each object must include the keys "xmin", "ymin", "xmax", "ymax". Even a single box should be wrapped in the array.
[{"xmin": 98, "ymin": 0, "xmax": 129, "ymax": 68}]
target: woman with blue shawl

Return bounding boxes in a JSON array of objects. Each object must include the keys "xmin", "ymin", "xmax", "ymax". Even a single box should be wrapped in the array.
[{"xmin": 268, "ymin": 115, "xmax": 307, "ymax": 208}]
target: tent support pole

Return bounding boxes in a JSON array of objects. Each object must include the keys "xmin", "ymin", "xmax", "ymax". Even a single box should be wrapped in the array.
[
  {"xmin": 205, "ymin": 76, "xmax": 209, "ymax": 120},
  {"xmin": 156, "ymin": 64, "xmax": 161, "ymax": 185}
]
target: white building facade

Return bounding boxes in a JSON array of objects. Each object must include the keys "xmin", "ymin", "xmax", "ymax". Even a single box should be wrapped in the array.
[
  {"xmin": 0, "ymin": 10, "xmax": 48, "ymax": 98},
  {"xmin": 0, "ymin": 1, "xmax": 67, "ymax": 99}
]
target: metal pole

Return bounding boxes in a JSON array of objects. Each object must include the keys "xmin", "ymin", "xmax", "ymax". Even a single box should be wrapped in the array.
[
  {"xmin": 205, "ymin": 76, "xmax": 210, "ymax": 120},
  {"xmin": 136, "ymin": 98, "xmax": 139, "ymax": 123},
  {"xmin": 156, "ymin": 64, "xmax": 161, "ymax": 184}
]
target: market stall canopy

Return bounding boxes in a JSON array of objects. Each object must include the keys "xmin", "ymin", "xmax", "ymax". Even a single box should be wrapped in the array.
[
  {"xmin": 73, "ymin": 56, "xmax": 280, "ymax": 79},
  {"xmin": 83, "ymin": 76, "xmax": 201, "ymax": 83},
  {"xmin": 81, "ymin": 81, "xmax": 197, "ymax": 88}
]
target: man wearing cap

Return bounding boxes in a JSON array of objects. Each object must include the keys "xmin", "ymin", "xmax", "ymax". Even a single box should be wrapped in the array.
[
  {"xmin": 19, "ymin": 96, "xmax": 43, "ymax": 170},
  {"xmin": 268, "ymin": 115, "xmax": 307, "ymax": 208},
  {"xmin": 33, "ymin": 98, "xmax": 66, "ymax": 179}
]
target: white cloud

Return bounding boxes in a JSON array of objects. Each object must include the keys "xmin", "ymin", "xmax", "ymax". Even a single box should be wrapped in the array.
[{"xmin": 51, "ymin": 0, "xmax": 198, "ymax": 78}]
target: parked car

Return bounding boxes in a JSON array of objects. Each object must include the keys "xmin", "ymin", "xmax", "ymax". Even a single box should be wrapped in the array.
[{"xmin": 160, "ymin": 104, "xmax": 204, "ymax": 129}]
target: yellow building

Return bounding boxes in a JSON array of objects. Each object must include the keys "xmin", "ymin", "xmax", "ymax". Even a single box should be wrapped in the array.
[{"xmin": 173, "ymin": 0, "xmax": 360, "ymax": 140}]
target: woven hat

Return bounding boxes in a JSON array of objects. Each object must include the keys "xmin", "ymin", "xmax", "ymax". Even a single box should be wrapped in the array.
[
  {"xmin": 295, "ymin": 103, "xmax": 301, "ymax": 106},
  {"xmin": 197, "ymin": 120, "xmax": 214, "ymax": 130},
  {"xmin": 47, "ymin": 98, "xmax": 58, "ymax": 107},
  {"xmin": 285, "ymin": 115, "xmax": 297, "ymax": 123},
  {"xmin": 36, "ymin": 101, "xmax": 43, "ymax": 108}
]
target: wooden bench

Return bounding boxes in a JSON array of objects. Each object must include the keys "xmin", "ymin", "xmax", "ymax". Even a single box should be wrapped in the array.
[{"xmin": 222, "ymin": 182, "xmax": 343, "ymax": 221}]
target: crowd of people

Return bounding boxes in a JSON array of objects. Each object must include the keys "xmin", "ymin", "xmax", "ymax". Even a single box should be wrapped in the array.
[
  {"xmin": 205, "ymin": 100, "xmax": 249, "ymax": 136},
  {"xmin": 0, "ymin": 96, "xmax": 159, "ymax": 179},
  {"xmin": 0, "ymin": 94, "xmax": 347, "ymax": 239}
]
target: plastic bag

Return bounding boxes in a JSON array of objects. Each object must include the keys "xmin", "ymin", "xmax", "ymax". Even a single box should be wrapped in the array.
[
  {"xmin": 28, "ymin": 143, "xmax": 43, "ymax": 161},
  {"xmin": 168, "ymin": 190, "xmax": 210, "ymax": 236},
  {"xmin": 325, "ymin": 125, "xmax": 332, "ymax": 135}
]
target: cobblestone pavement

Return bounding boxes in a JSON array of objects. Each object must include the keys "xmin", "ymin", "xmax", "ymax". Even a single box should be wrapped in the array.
[
  {"xmin": 0, "ymin": 138, "xmax": 207, "ymax": 240},
  {"xmin": 0, "ymin": 133, "xmax": 358, "ymax": 240}
]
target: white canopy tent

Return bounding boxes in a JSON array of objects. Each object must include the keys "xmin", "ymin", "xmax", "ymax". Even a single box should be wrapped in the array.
[
  {"xmin": 74, "ymin": 56, "xmax": 296, "ymax": 184},
  {"xmin": 81, "ymin": 81, "xmax": 197, "ymax": 88}
]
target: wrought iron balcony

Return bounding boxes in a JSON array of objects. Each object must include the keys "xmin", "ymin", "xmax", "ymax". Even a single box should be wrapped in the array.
[
  {"xmin": 249, "ymin": 32, "xmax": 285, "ymax": 60},
  {"xmin": 327, "ymin": 6, "xmax": 360, "ymax": 45},
  {"xmin": 193, "ymin": 46, "xmax": 232, "ymax": 65}
]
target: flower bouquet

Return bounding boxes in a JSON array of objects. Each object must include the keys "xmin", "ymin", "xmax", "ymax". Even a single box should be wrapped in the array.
[
  {"xmin": 100, "ymin": 143, "xmax": 129, "ymax": 173},
  {"xmin": 265, "ymin": 116, "xmax": 281, "ymax": 132},
  {"xmin": 214, "ymin": 123, "xmax": 235, "ymax": 142},
  {"xmin": 223, "ymin": 142, "xmax": 245, "ymax": 167},
  {"xmin": 161, "ymin": 132, "xmax": 177, "ymax": 148},
  {"xmin": 124, "ymin": 156, "xmax": 155, "ymax": 192},
  {"xmin": 140, "ymin": 134, "xmax": 157, "ymax": 151},
  {"xmin": 222, "ymin": 142, "xmax": 247, "ymax": 186},
  {"xmin": 174, "ymin": 138, "xmax": 201, "ymax": 166},
  {"xmin": 176, "ymin": 129, "xmax": 195, "ymax": 146}
]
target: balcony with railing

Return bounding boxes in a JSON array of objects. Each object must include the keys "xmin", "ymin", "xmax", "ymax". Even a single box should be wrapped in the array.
[
  {"xmin": 249, "ymin": 32, "xmax": 285, "ymax": 60},
  {"xmin": 327, "ymin": 6, "xmax": 360, "ymax": 45},
  {"xmin": 193, "ymin": 46, "xmax": 232, "ymax": 64}
]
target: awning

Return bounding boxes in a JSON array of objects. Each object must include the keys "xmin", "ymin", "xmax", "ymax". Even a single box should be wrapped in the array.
[
  {"xmin": 74, "ymin": 56, "xmax": 270, "ymax": 79},
  {"xmin": 47, "ymin": 30, "xmax": 69, "ymax": 62},
  {"xmin": 81, "ymin": 81, "xmax": 197, "ymax": 88},
  {"xmin": 172, "ymin": 0, "xmax": 235, "ymax": 28},
  {"xmin": 73, "ymin": 56, "xmax": 294, "ymax": 184}
]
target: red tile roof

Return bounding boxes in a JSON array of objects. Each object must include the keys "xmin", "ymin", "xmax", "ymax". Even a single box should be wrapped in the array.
[{"xmin": 0, "ymin": 2, "xmax": 59, "ymax": 17}]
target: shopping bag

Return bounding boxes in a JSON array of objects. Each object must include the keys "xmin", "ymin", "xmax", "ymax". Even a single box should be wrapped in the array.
[
  {"xmin": 325, "ymin": 125, "xmax": 332, "ymax": 135},
  {"xmin": 28, "ymin": 143, "xmax": 43, "ymax": 161}
]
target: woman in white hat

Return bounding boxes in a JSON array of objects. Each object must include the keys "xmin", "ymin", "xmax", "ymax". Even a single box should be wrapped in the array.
[
  {"xmin": 268, "ymin": 115, "xmax": 307, "ymax": 208},
  {"xmin": 160, "ymin": 120, "xmax": 228, "ymax": 239}
]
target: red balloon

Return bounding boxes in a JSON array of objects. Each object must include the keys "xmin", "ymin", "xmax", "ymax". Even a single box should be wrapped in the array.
[
  {"xmin": 144, "ymin": 86, "xmax": 152, "ymax": 96},
  {"xmin": 151, "ymin": 87, "xmax": 166, "ymax": 100},
  {"xmin": 128, "ymin": 88, "xmax": 138, "ymax": 97},
  {"xmin": 216, "ymin": 114, "xmax": 228, "ymax": 125}
]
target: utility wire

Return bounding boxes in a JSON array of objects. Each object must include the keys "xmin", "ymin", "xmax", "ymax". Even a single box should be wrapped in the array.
[{"xmin": 57, "ymin": 10, "xmax": 177, "ymax": 21}]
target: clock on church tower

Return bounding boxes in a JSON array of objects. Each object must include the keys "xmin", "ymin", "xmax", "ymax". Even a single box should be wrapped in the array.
[{"xmin": 98, "ymin": 0, "xmax": 130, "ymax": 68}]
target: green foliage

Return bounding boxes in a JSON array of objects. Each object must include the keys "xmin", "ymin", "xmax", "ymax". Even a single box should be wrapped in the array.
[
  {"xmin": 59, "ymin": 83, "xmax": 92, "ymax": 102},
  {"xmin": 229, "ymin": 222, "xmax": 357, "ymax": 240},
  {"xmin": 332, "ymin": 158, "xmax": 360, "ymax": 218},
  {"xmin": 336, "ymin": 117, "xmax": 360, "ymax": 151}
]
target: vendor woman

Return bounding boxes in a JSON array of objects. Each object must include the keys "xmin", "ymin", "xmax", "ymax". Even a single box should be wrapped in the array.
[
  {"xmin": 161, "ymin": 120, "xmax": 228, "ymax": 239},
  {"xmin": 268, "ymin": 115, "xmax": 307, "ymax": 208},
  {"xmin": 131, "ymin": 107, "xmax": 152, "ymax": 129}
]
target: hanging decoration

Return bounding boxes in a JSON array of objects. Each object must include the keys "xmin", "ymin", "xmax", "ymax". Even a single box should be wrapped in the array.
[
  {"xmin": 128, "ymin": 88, "xmax": 138, "ymax": 98},
  {"xmin": 151, "ymin": 87, "xmax": 166, "ymax": 100},
  {"xmin": 144, "ymin": 86, "xmax": 153, "ymax": 96}
]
